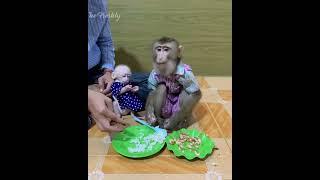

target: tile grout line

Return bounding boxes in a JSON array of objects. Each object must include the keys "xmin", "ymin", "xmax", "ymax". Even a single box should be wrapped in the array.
[
  {"xmin": 88, "ymin": 136, "xmax": 111, "ymax": 179},
  {"xmin": 191, "ymin": 117, "xmax": 213, "ymax": 180},
  {"xmin": 204, "ymin": 102, "xmax": 232, "ymax": 153},
  {"xmin": 207, "ymin": 87, "xmax": 232, "ymax": 151},
  {"xmin": 203, "ymin": 77, "xmax": 232, "ymax": 118},
  {"xmin": 195, "ymin": 104, "xmax": 226, "ymax": 180},
  {"xmin": 203, "ymin": 76, "xmax": 232, "ymax": 91}
]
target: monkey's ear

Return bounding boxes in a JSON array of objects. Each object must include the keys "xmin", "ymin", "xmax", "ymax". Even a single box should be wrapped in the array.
[{"xmin": 178, "ymin": 45, "xmax": 184, "ymax": 58}]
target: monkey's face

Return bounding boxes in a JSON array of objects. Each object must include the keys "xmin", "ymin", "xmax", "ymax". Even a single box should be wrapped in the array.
[
  {"xmin": 152, "ymin": 42, "xmax": 180, "ymax": 76},
  {"xmin": 112, "ymin": 66, "xmax": 131, "ymax": 84},
  {"xmin": 153, "ymin": 42, "xmax": 179, "ymax": 64},
  {"xmin": 117, "ymin": 72, "xmax": 131, "ymax": 84}
]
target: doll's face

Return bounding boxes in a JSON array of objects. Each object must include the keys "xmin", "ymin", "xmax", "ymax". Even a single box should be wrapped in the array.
[
  {"xmin": 117, "ymin": 71, "xmax": 131, "ymax": 84},
  {"xmin": 113, "ymin": 65, "xmax": 132, "ymax": 84}
]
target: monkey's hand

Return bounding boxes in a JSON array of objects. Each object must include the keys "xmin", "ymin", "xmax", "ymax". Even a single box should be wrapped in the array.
[
  {"xmin": 120, "ymin": 85, "xmax": 133, "ymax": 94},
  {"xmin": 124, "ymin": 84, "xmax": 133, "ymax": 91},
  {"xmin": 178, "ymin": 77, "xmax": 193, "ymax": 90},
  {"xmin": 145, "ymin": 112, "xmax": 157, "ymax": 126},
  {"xmin": 131, "ymin": 86, "xmax": 139, "ymax": 92}
]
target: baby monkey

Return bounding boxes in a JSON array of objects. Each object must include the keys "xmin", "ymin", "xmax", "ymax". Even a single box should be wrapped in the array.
[{"xmin": 111, "ymin": 65, "xmax": 144, "ymax": 117}]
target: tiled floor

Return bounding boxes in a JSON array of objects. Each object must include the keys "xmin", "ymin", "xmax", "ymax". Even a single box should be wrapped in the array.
[{"xmin": 88, "ymin": 76, "xmax": 232, "ymax": 180}]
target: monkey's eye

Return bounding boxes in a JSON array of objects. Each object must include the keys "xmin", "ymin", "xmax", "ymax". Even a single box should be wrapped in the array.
[
  {"xmin": 164, "ymin": 48, "xmax": 169, "ymax": 52},
  {"xmin": 156, "ymin": 48, "xmax": 161, "ymax": 52}
]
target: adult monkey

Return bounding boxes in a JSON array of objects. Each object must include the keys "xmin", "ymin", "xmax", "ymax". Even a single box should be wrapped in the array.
[{"xmin": 145, "ymin": 37, "xmax": 202, "ymax": 131}]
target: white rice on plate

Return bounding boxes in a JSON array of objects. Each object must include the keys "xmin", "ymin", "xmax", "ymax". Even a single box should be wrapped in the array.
[{"xmin": 128, "ymin": 132, "xmax": 166, "ymax": 153}]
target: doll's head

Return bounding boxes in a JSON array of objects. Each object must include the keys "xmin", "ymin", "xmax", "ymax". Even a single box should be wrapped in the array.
[{"xmin": 111, "ymin": 64, "xmax": 132, "ymax": 84}]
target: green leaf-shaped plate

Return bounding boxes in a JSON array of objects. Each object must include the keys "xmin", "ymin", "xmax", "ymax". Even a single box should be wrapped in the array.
[
  {"xmin": 112, "ymin": 125, "xmax": 166, "ymax": 158},
  {"xmin": 165, "ymin": 128, "xmax": 215, "ymax": 160}
]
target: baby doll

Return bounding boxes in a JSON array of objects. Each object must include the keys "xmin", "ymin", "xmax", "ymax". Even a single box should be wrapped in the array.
[{"xmin": 111, "ymin": 65, "xmax": 144, "ymax": 116}]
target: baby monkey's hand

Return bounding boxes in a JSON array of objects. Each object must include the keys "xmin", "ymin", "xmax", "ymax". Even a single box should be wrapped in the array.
[
  {"xmin": 120, "ymin": 85, "xmax": 133, "ymax": 94},
  {"xmin": 131, "ymin": 86, "xmax": 139, "ymax": 92},
  {"xmin": 124, "ymin": 85, "xmax": 133, "ymax": 91}
]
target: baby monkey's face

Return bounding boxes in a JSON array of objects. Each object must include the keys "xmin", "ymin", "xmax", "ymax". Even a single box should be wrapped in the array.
[
  {"xmin": 113, "ymin": 65, "xmax": 132, "ymax": 84},
  {"xmin": 116, "ymin": 70, "xmax": 131, "ymax": 84}
]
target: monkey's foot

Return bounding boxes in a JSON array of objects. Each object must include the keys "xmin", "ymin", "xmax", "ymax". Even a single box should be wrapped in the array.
[
  {"xmin": 121, "ymin": 109, "xmax": 131, "ymax": 116},
  {"xmin": 146, "ymin": 113, "xmax": 157, "ymax": 126},
  {"xmin": 163, "ymin": 116, "xmax": 191, "ymax": 131},
  {"xmin": 157, "ymin": 117, "xmax": 166, "ymax": 128}
]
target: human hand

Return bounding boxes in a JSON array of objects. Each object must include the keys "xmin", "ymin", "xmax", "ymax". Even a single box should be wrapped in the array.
[
  {"xmin": 98, "ymin": 70, "xmax": 114, "ymax": 95},
  {"xmin": 88, "ymin": 89, "xmax": 128, "ymax": 132}
]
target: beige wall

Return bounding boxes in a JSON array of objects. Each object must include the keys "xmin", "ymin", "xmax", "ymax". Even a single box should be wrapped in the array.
[{"xmin": 109, "ymin": 0, "xmax": 231, "ymax": 76}]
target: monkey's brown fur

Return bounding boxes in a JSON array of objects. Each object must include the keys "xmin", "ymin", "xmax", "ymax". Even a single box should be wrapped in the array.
[{"xmin": 145, "ymin": 37, "xmax": 201, "ymax": 131}]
